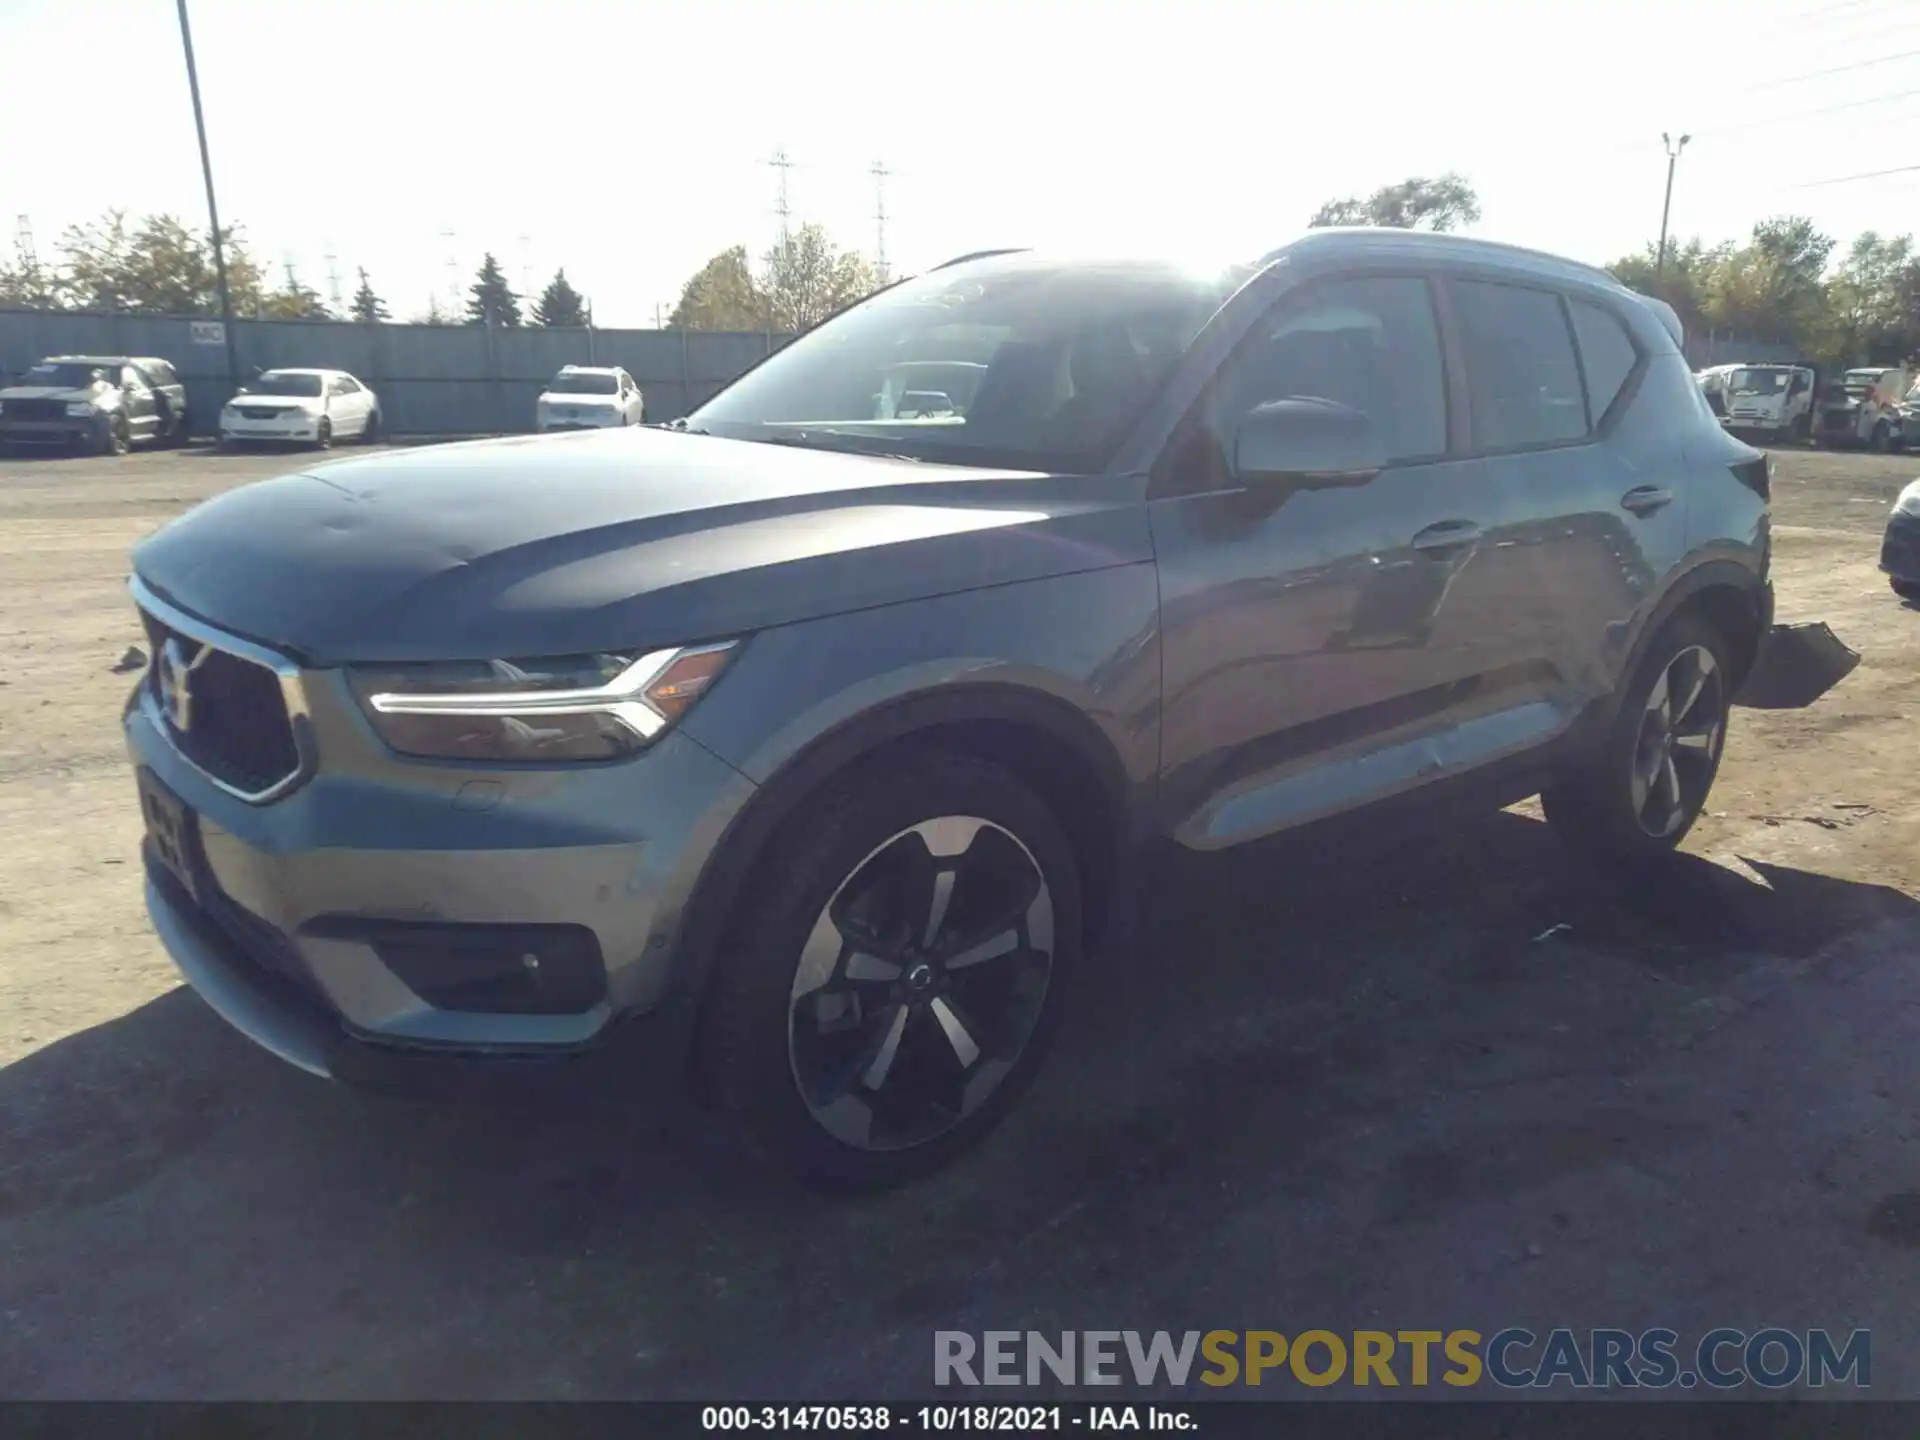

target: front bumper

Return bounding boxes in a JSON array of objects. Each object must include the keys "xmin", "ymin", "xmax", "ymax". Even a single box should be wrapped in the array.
[
  {"xmin": 221, "ymin": 412, "xmax": 322, "ymax": 444},
  {"xmin": 1882, "ymin": 511, "xmax": 1920, "ymax": 582},
  {"xmin": 125, "ymin": 656, "xmax": 759, "ymax": 1087},
  {"xmin": 538, "ymin": 410, "xmax": 624, "ymax": 432},
  {"xmin": 0, "ymin": 414, "xmax": 106, "ymax": 448}
]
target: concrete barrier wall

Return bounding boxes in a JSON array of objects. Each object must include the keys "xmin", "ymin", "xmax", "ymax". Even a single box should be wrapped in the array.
[{"xmin": 0, "ymin": 309, "xmax": 794, "ymax": 436}]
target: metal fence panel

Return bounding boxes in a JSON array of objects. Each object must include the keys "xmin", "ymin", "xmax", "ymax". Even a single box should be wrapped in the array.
[{"xmin": 0, "ymin": 309, "xmax": 792, "ymax": 436}]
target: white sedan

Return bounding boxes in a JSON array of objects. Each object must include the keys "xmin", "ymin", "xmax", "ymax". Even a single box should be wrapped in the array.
[
  {"xmin": 218, "ymin": 368, "xmax": 382, "ymax": 450},
  {"xmin": 536, "ymin": 366, "xmax": 643, "ymax": 432}
]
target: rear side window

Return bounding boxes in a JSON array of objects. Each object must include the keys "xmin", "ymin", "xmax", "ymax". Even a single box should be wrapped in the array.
[
  {"xmin": 1567, "ymin": 299, "xmax": 1639, "ymax": 425},
  {"xmin": 1452, "ymin": 280, "xmax": 1587, "ymax": 450}
]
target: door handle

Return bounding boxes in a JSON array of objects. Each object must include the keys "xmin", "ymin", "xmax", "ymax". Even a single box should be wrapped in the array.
[
  {"xmin": 1410, "ymin": 520, "xmax": 1481, "ymax": 557},
  {"xmin": 1621, "ymin": 485, "xmax": 1675, "ymax": 516}
]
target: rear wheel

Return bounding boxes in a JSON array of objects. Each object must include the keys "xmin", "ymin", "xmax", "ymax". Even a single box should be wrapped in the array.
[
  {"xmin": 1543, "ymin": 612, "xmax": 1732, "ymax": 867},
  {"xmin": 698, "ymin": 750, "xmax": 1079, "ymax": 1190},
  {"xmin": 360, "ymin": 409, "xmax": 380, "ymax": 444},
  {"xmin": 1893, "ymin": 579, "xmax": 1920, "ymax": 603}
]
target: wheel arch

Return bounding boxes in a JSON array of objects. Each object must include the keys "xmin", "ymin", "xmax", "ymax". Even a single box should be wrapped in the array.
[{"xmin": 668, "ymin": 682, "xmax": 1137, "ymax": 1059}]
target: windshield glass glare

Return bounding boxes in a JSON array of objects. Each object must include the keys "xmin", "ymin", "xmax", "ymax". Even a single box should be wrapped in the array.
[
  {"xmin": 21, "ymin": 362, "xmax": 108, "ymax": 389},
  {"xmin": 548, "ymin": 372, "xmax": 620, "ymax": 395},
  {"xmin": 240, "ymin": 372, "xmax": 325, "ymax": 397},
  {"xmin": 688, "ymin": 258, "xmax": 1250, "ymax": 471}
]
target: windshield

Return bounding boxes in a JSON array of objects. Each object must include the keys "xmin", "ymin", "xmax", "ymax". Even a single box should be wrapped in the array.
[
  {"xmin": 547, "ymin": 372, "xmax": 619, "ymax": 395},
  {"xmin": 1730, "ymin": 368, "xmax": 1791, "ymax": 394},
  {"xmin": 687, "ymin": 258, "xmax": 1251, "ymax": 470},
  {"xmin": 20, "ymin": 362, "xmax": 109, "ymax": 389},
  {"xmin": 239, "ymin": 372, "xmax": 324, "ymax": 397}
]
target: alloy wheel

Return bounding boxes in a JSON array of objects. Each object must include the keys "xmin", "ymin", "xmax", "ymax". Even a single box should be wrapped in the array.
[
  {"xmin": 786, "ymin": 815, "xmax": 1054, "ymax": 1152},
  {"xmin": 1630, "ymin": 644, "xmax": 1726, "ymax": 839}
]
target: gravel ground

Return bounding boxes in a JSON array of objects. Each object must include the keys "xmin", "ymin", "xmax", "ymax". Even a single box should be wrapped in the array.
[{"xmin": 0, "ymin": 441, "xmax": 1917, "ymax": 1400}]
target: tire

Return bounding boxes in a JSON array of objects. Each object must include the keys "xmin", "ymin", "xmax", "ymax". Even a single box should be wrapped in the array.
[
  {"xmin": 1872, "ymin": 421, "xmax": 1893, "ymax": 454},
  {"xmin": 360, "ymin": 410, "xmax": 380, "ymax": 445},
  {"xmin": 313, "ymin": 417, "xmax": 332, "ymax": 451},
  {"xmin": 1893, "ymin": 579, "xmax": 1920, "ymax": 603},
  {"xmin": 1542, "ymin": 611, "xmax": 1733, "ymax": 867},
  {"xmin": 102, "ymin": 415, "xmax": 130, "ymax": 457},
  {"xmin": 698, "ymin": 749, "xmax": 1080, "ymax": 1190}
]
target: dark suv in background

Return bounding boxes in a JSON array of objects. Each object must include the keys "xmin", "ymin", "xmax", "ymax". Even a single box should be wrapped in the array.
[
  {"xmin": 125, "ymin": 231, "xmax": 1790, "ymax": 1188},
  {"xmin": 0, "ymin": 354, "xmax": 189, "ymax": 454}
]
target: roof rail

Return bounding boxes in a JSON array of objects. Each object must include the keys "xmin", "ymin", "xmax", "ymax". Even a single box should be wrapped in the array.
[{"xmin": 933, "ymin": 248, "xmax": 1030, "ymax": 271}]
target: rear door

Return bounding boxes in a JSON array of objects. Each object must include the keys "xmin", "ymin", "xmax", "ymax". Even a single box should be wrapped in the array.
[{"xmin": 1440, "ymin": 275, "xmax": 1685, "ymax": 729}]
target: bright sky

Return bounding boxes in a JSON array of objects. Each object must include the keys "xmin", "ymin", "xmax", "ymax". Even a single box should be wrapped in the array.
[{"xmin": 4, "ymin": 0, "xmax": 1919, "ymax": 326}]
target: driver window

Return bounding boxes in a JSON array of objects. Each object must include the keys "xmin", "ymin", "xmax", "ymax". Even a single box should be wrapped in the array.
[{"xmin": 1160, "ymin": 275, "xmax": 1447, "ymax": 492}]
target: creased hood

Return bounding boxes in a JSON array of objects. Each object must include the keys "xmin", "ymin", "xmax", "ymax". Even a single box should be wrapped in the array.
[{"xmin": 131, "ymin": 426, "xmax": 1151, "ymax": 664}]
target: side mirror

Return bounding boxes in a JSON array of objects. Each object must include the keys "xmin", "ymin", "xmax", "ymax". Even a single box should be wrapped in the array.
[{"xmin": 1232, "ymin": 398, "xmax": 1387, "ymax": 487}]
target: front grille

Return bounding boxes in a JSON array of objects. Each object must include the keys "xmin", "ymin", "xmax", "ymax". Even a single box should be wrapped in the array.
[
  {"xmin": 140, "ymin": 611, "xmax": 302, "ymax": 798},
  {"xmin": 4, "ymin": 399, "xmax": 66, "ymax": 422},
  {"xmin": 236, "ymin": 406, "xmax": 283, "ymax": 420}
]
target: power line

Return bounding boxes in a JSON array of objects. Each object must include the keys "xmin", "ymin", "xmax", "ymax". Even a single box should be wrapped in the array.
[
  {"xmin": 1747, "ymin": 46, "xmax": 1920, "ymax": 91},
  {"xmin": 1694, "ymin": 84, "xmax": 1920, "ymax": 138},
  {"xmin": 1790, "ymin": 161, "xmax": 1920, "ymax": 187}
]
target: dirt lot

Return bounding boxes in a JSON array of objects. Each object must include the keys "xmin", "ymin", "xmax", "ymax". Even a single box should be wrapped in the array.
[{"xmin": 1, "ymin": 443, "xmax": 1918, "ymax": 1399}]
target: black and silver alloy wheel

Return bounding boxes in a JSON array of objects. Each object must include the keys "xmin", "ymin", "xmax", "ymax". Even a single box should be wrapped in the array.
[
  {"xmin": 787, "ymin": 815, "xmax": 1054, "ymax": 1153},
  {"xmin": 1627, "ymin": 644, "xmax": 1725, "ymax": 839},
  {"xmin": 1543, "ymin": 611, "xmax": 1732, "ymax": 864},
  {"xmin": 700, "ymin": 750, "xmax": 1080, "ymax": 1189}
]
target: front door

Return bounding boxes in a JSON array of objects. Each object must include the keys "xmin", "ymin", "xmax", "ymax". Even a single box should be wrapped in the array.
[
  {"xmin": 1150, "ymin": 273, "xmax": 1514, "ymax": 850},
  {"xmin": 119, "ymin": 366, "xmax": 160, "ymax": 440}
]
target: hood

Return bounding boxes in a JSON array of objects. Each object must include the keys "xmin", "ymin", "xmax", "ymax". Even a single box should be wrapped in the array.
[
  {"xmin": 131, "ymin": 426, "xmax": 1150, "ymax": 665},
  {"xmin": 0, "ymin": 384, "xmax": 101, "ymax": 403},
  {"xmin": 229, "ymin": 394, "xmax": 320, "ymax": 410}
]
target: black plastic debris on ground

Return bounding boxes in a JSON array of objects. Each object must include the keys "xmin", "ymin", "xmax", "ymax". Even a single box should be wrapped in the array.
[{"xmin": 1735, "ymin": 621, "xmax": 1861, "ymax": 710}]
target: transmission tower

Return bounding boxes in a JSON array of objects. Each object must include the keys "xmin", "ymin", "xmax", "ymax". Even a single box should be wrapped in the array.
[
  {"xmin": 768, "ymin": 149, "xmax": 794, "ymax": 242},
  {"xmin": 324, "ymin": 244, "xmax": 344, "ymax": 313},
  {"xmin": 440, "ymin": 228, "xmax": 460, "ymax": 315},
  {"xmin": 871, "ymin": 161, "xmax": 892, "ymax": 284},
  {"xmin": 14, "ymin": 215, "xmax": 37, "ymax": 271},
  {"xmin": 517, "ymin": 233, "xmax": 532, "ymax": 303}
]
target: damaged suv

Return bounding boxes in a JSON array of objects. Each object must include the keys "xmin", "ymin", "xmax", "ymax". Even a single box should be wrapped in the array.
[
  {"xmin": 0, "ymin": 355, "xmax": 189, "ymax": 454},
  {"xmin": 125, "ymin": 232, "xmax": 1825, "ymax": 1188}
]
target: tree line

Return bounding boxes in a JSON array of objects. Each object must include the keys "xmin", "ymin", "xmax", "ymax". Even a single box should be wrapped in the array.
[
  {"xmin": 8, "ymin": 188, "xmax": 1918, "ymax": 364},
  {"xmin": 0, "ymin": 210, "xmax": 595, "ymax": 328}
]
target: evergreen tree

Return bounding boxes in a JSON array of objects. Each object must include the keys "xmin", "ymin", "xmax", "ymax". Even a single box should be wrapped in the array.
[
  {"xmin": 465, "ymin": 252, "xmax": 521, "ymax": 326},
  {"xmin": 532, "ymin": 268, "xmax": 588, "ymax": 327},
  {"xmin": 350, "ymin": 267, "xmax": 390, "ymax": 323}
]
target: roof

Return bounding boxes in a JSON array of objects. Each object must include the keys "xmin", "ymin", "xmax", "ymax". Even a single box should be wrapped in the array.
[
  {"xmin": 1262, "ymin": 227, "xmax": 1626, "ymax": 290},
  {"xmin": 556, "ymin": 364, "xmax": 620, "ymax": 374},
  {"xmin": 258, "ymin": 367, "xmax": 344, "ymax": 377}
]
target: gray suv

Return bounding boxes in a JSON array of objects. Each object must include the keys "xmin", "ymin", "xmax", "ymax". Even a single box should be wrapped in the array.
[{"xmin": 126, "ymin": 232, "xmax": 1780, "ymax": 1187}]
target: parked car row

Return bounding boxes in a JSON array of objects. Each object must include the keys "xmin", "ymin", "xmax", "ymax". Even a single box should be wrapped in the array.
[
  {"xmin": 1, "ymin": 355, "xmax": 651, "ymax": 454},
  {"xmin": 1698, "ymin": 360, "xmax": 1912, "ymax": 452}
]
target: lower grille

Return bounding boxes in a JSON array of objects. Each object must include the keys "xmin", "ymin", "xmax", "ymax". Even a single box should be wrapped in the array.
[
  {"xmin": 236, "ymin": 406, "xmax": 285, "ymax": 420},
  {"xmin": 140, "ymin": 611, "xmax": 302, "ymax": 799}
]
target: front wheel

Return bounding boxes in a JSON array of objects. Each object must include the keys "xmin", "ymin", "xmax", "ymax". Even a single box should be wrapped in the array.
[
  {"xmin": 313, "ymin": 417, "xmax": 332, "ymax": 451},
  {"xmin": 1542, "ymin": 612, "xmax": 1732, "ymax": 867},
  {"xmin": 1872, "ymin": 421, "xmax": 1894, "ymax": 454},
  {"xmin": 1893, "ymin": 578, "xmax": 1920, "ymax": 604},
  {"xmin": 698, "ymin": 750, "xmax": 1080, "ymax": 1190},
  {"xmin": 102, "ymin": 415, "xmax": 130, "ymax": 457}
]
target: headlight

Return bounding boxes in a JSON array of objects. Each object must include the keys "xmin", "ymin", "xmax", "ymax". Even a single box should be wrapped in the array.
[
  {"xmin": 1896, "ymin": 481, "xmax": 1920, "ymax": 519},
  {"xmin": 348, "ymin": 642, "xmax": 738, "ymax": 761},
  {"xmin": 66, "ymin": 401, "xmax": 97, "ymax": 417}
]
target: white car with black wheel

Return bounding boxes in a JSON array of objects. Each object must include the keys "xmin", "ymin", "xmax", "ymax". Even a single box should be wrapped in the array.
[
  {"xmin": 218, "ymin": 368, "xmax": 382, "ymax": 451},
  {"xmin": 536, "ymin": 366, "xmax": 643, "ymax": 432}
]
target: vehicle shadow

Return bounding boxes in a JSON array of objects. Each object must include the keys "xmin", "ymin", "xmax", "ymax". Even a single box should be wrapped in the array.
[{"xmin": 3, "ymin": 807, "xmax": 1916, "ymax": 1398}]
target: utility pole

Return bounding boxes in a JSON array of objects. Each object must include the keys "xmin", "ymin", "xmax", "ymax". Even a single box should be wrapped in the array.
[
  {"xmin": 1655, "ymin": 132, "xmax": 1691, "ymax": 278},
  {"xmin": 174, "ymin": 0, "xmax": 240, "ymax": 395},
  {"xmin": 871, "ymin": 160, "xmax": 892, "ymax": 284}
]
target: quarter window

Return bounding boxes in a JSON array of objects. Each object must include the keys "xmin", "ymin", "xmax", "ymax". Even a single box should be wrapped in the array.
[
  {"xmin": 1453, "ymin": 280, "xmax": 1587, "ymax": 449},
  {"xmin": 1567, "ymin": 299, "xmax": 1639, "ymax": 426}
]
